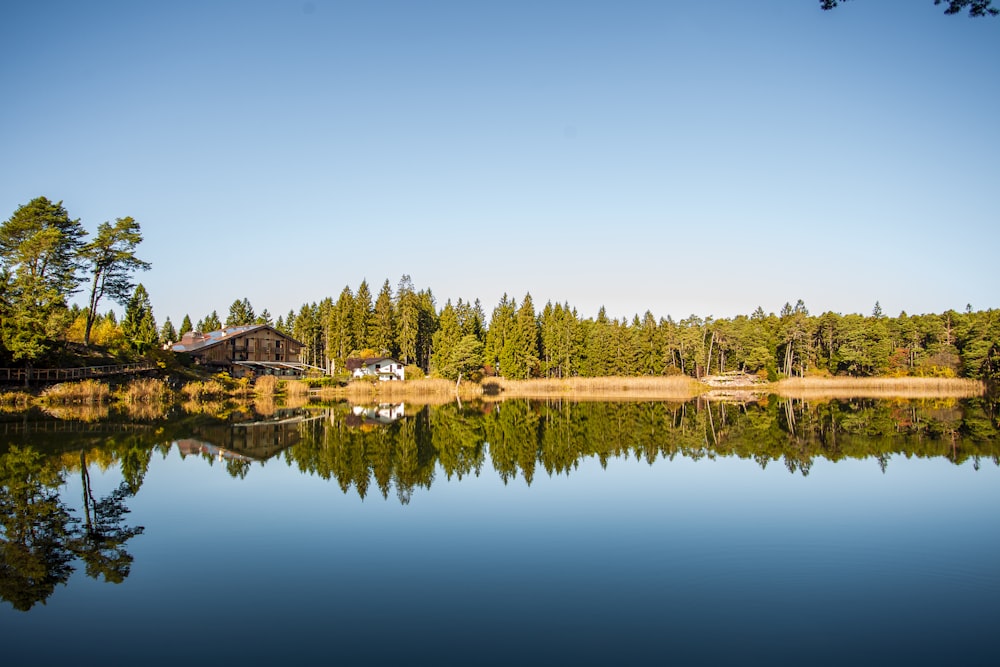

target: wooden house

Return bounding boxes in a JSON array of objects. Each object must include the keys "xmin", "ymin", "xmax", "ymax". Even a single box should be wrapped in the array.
[{"xmin": 172, "ymin": 325, "xmax": 306, "ymax": 377}]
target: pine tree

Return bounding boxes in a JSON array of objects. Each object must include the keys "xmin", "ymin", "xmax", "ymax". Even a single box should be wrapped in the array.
[
  {"xmin": 121, "ymin": 284, "xmax": 158, "ymax": 353},
  {"xmin": 512, "ymin": 293, "xmax": 540, "ymax": 379},
  {"xmin": 396, "ymin": 275, "xmax": 418, "ymax": 365},
  {"xmin": 353, "ymin": 279, "xmax": 373, "ymax": 350},
  {"xmin": 281, "ymin": 309, "xmax": 296, "ymax": 335},
  {"xmin": 160, "ymin": 317, "xmax": 177, "ymax": 344},
  {"xmin": 372, "ymin": 279, "xmax": 396, "ymax": 356},
  {"xmin": 431, "ymin": 300, "xmax": 462, "ymax": 376},
  {"xmin": 226, "ymin": 298, "xmax": 255, "ymax": 326},
  {"xmin": 484, "ymin": 294, "xmax": 516, "ymax": 377},
  {"xmin": 416, "ymin": 288, "xmax": 437, "ymax": 370},
  {"xmin": 0, "ymin": 197, "xmax": 86, "ymax": 374},
  {"xmin": 79, "ymin": 216, "xmax": 149, "ymax": 346},
  {"xmin": 329, "ymin": 288, "xmax": 354, "ymax": 361},
  {"xmin": 202, "ymin": 310, "xmax": 221, "ymax": 332},
  {"xmin": 179, "ymin": 314, "xmax": 193, "ymax": 337}
]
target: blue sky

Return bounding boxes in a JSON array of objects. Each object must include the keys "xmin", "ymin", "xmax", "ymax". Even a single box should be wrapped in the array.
[{"xmin": 2, "ymin": 0, "xmax": 997, "ymax": 326}]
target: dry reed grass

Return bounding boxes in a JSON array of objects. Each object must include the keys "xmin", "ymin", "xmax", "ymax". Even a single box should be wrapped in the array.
[
  {"xmin": 118, "ymin": 378, "xmax": 172, "ymax": 404},
  {"xmin": 773, "ymin": 376, "xmax": 985, "ymax": 399},
  {"xmin": 284, "ymin": 379, "xmax": 311, "ymax": 397},
  {"xmin": 180, "ymin": 379, "xmax": 228, "ymax": 401},
  {"xmin": 313, "ymin": 386, "xmax": 343, "ymax": 401},
  {"xmin": 484, "ymin": 376, "xmax": 704, "ymax": 401},
  {"xmin": 254, "ymin": 375, "xmax": 279, "ymax": 396},
  {"xmin": 346, "ymin": 378, "xmax": 484, "ymax": 402},
  {"xmin": 41, "ymin": 379, "xmax": 111, "ymax": 404},
  {"xmin": 0, "ymin": 391, "xmax": 33, "ymax": 409}
]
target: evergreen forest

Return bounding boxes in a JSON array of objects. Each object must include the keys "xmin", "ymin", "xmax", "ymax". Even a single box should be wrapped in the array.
[
  {"xmin": 272, "ymin": 279, "xmax": 1000, "ymax": 384},
  {"xmin": 2, "ymin": 197, "xmax": 999, "ymax": 385}
]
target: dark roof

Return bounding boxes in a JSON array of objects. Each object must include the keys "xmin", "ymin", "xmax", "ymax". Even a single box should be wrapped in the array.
[
  {"xmin": 171, "ymin": 325, "xmax": 302, "ymax": 354},
  {"xmin": 345, "ymin": 356, "xmax": 401, "ymax": 371}
]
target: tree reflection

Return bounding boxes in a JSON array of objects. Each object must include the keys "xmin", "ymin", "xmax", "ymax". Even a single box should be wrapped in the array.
[
  {"xmin": 284, "ymin": 396, "xmax": 1000, "ymax": 504},
  {"xmin": 2, "ymin": 395, "xmax": 998, "ymax": 611},
  {"xmin": 0, "ymin": 446, "xmax": 145, "ymax": 611},
  {"xmin": 0, "ymin": 447, "xmax": 76, "ymax": 611},
  {"xmin": 77, "ymin": 451, "xmax": 145, "ymax": 584}
]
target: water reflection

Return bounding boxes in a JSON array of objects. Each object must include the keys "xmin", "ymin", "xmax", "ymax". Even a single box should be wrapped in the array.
[
  {"xmin": 288, "ymin": 397, "xmax": 1000, "ymax": 499},
  {"xmin": 2, "ymin": 396, "xmax": 999, "ymax": 611},
  {"xmin": 0, "ymin": 446, "xmax": 145, "ymax": 610}
]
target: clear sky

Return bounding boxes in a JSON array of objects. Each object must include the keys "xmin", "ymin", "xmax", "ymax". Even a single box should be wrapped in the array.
[{"xmin": 2, "ymin": 0, "xmax": 997, "ymax": 326}]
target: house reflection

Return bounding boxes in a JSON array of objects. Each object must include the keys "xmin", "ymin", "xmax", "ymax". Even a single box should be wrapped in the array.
[
  {"xmin": 175, "ymin": 411, "xmax": 320, "ymax": 462},
  {"xmin": 346, "ymin": 403, "xmax": 406, "ymax": 428},
  {"xmin": 175, "ymin": 438, "xmax": 257, "ymax": 463}
]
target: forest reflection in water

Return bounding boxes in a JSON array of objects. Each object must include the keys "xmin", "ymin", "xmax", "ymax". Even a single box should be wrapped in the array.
[
  {"xmin": 1, "ymin": 395, "xmax": 999, "ymax": 614},
  {"xmin": 290, "ymin": 395, "xmax": 1000, "ymax": 503}
]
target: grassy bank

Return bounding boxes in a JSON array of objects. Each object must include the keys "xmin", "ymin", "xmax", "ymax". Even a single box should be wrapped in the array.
[
  {"xmin": 771, "ymin": 376, "xmax": 986, "ymax": 399},
  {"xmin": 2, "ymin": 374, "xmax": 987, "ymax": 415},
  {"xmin": 335, "ymin": 375, "xmax": 985, "ymax": 402}
]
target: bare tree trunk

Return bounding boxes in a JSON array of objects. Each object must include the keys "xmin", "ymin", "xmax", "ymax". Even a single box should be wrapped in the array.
[{"xmin": 705, "ymin": 332, "xmax": 715, "ymax": 377}]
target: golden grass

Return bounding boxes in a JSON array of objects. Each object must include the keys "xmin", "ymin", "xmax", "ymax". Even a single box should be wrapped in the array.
[
  {"xmin": 772, "ymin": 376, "xmax": 985, "ymax": 399},
  {"xmin": 346, "ymin": 378, "xmax": 485, "ymax": 402},
  {"xmin": 254, "ymin": 375, "xmax": 279, "ymax": 396},
  {"xmin": 117, "ymin": 378, "xmax": 172, "ymax": 404},
  {"xmin": 284, "ymin": 379, "xmax": 311, "ymax": 396},
  {"xmin": 180, "ymin": 379, "xmax": 228, "ymax": 401},
  {"xmin": 313, "ymin": 386, "xmax": 343, "ymax": 401},
  {"xmin": 0, "ymin": 391, "xmax": 33, "ymax": 409},
  {"xmin": 40, "ymin": 379, "xmax": 111, "ymax": 404},
  {"xmin": 481, "ymin": 376, "xmax": 704, "ymax": 401}
]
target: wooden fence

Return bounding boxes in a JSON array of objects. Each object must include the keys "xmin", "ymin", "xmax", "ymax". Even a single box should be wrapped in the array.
[{"xmin": 0, "ymin": 362, "xmax": 158, "ymax": 383}]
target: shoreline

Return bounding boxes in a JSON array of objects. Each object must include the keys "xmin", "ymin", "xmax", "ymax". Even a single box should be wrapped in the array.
[
  {"xmin": 337, "ymin": 375, "xmax": 988, "ymax": 403},
  {"xmin": 2, "ymin": 375, "xmax": 987, "ymax": 415}
]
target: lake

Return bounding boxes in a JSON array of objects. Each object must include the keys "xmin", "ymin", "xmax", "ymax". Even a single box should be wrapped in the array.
[{"xmin": 2, "ymin": 397, "xmax": 999, "ymax": 666}]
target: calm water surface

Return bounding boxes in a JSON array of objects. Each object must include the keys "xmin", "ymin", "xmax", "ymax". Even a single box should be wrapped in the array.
[{"xmin": 2, "ymin": 398, "xmax": 998, "ymax": 666}]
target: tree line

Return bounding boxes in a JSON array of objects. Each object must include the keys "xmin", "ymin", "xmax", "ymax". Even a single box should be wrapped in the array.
[
  {"xmin": 201, "ymin": 277, "xmax": 997, "ymax": 384},
  {"xmin": 3, "ymin": 198, "xmax": 997, "ymax": 384}
]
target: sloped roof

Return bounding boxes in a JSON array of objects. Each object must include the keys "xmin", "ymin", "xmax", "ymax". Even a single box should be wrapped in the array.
[
  {"xmin": 171, "ymin": 325, "xmax": 302, "ymax": 354},
  {"xmin": 345, "ymin": 356, "xmax": 401, "ymax": 371}
]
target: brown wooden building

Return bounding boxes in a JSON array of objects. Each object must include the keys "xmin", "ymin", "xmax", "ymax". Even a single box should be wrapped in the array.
[{"xmin": 171, "ymin": 325, "xmax": 307, "ymax": 377}]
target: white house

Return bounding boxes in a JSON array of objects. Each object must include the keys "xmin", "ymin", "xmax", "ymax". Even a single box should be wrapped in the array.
[{"xmin": 350, "ymin": 357, "xmax": 406, "ymax": 382}]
